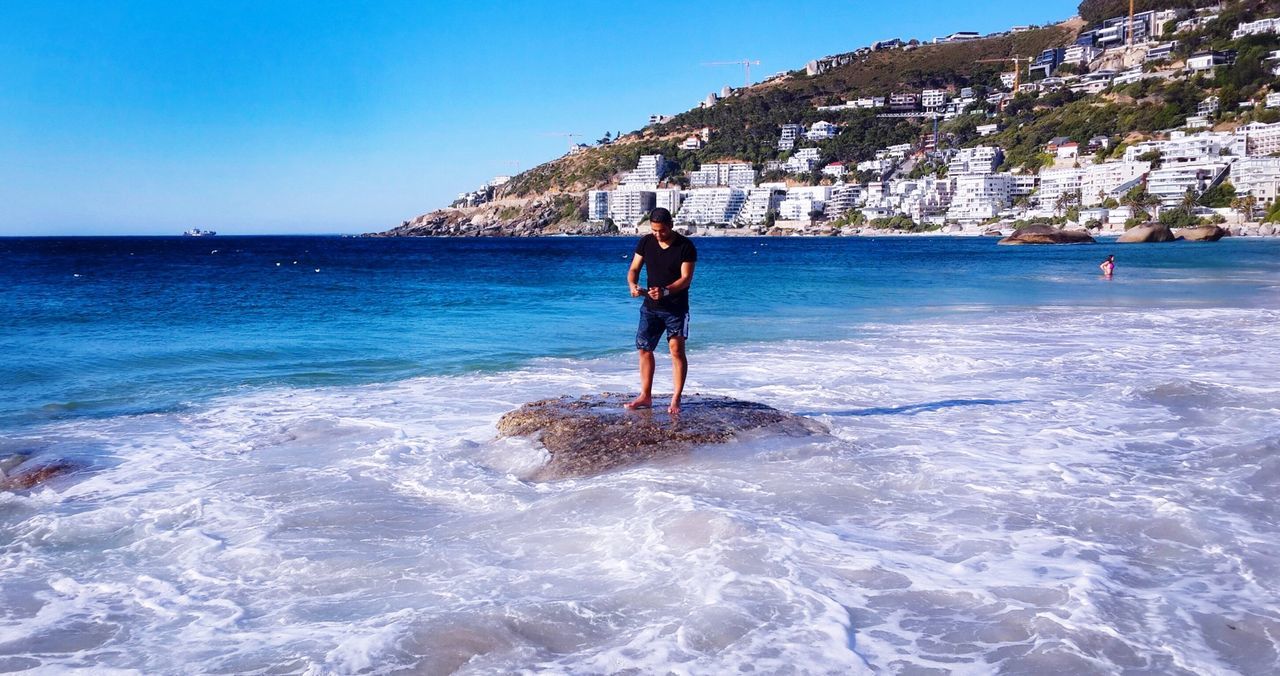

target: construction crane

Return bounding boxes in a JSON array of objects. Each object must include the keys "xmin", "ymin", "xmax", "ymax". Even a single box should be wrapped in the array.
[
  {"xmin": 977, "ymin": 56, "xmax": 1034, "ymax": 93},
  {"xmin": 703, "ymin": 59, "xmax": 761, "ymax": 88},
  {"xmin": 543, "ymin": 132, "xmax": 581, "ymax": 152}
]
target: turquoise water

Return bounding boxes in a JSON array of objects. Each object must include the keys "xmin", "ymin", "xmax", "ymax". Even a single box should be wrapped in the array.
[{"xmin": 3, "ymin": 235, "xmax": 1277, "ymax": 429}]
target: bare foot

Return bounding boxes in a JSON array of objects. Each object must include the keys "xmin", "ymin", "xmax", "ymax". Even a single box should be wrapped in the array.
[
  {"xmin": 624, "ymin": 395, "xmax": 652, "ymax": 410},
  {"xmin": 667, "ymin": 397, "xmax": 681, "ymax": 415}
]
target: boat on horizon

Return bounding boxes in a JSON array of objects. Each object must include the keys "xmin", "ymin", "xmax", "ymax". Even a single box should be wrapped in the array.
[{"xmin": 183, "ymin": 228, "xmax": 217, "ymax": 237}]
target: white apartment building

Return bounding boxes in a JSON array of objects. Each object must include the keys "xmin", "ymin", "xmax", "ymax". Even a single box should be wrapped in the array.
[
  {"xmin": 889, "ymin": 93, "xmax": 919, "ymax": 109},
  {"xmin": 588, "ymin": 190, "xmax": 610, "ymax": 221},
  {"xmin": 943, "ymin": 98, "xmax": 977, "ymax": 119},
  {"xmin": 1009, "ymin": 173, "xmax": 1038, "ymax": 198},
  {"xmin": 1037, "ymin": 167, "xmax": 1084, "ymax": 208},
  {"xmin": 1146, "ymin": 42, "xmax": 1177, "ymax": 62},
  {"xmin": 949, "ymin": 146, "xmax": 1002, "ymax": 175},
  {"xmin": 676, "ymin": 188, "xmax": 747, "ymax": 224},
  {"xmin": 895, "ymin": 177, "xmax": 954, "ymax": 221},
  {"xmin": 921, "ymin": 89, "xmax": 948, "ymax": 108},
  {"xmin": 1147, "ymin": 162, "xmax": 1229, "ymax": 205},
  {"xmin": 1267, "ymin": 92, "xmax": 1280, "ymax": 109},
  {"xmin": 1124, "ymin": 131, "xmax": 1242, "ymax": 164},
  {"xmin": 1080, "ymin": 161, "xmax": 1150, "ymax": 205},
  {"xmin": 1188, "ymin": 51, "xmax": 1232, "ymax": 71},
  {"xmin": 653, "ymin": 188, "xmax": 683, "ymax": 216},
  {"xmin": 1231, "ymin": 156, "xmax": 1280, "ymax": 205},
  {"xmin": 787, "ymin": 185, "xmax": 833, "ymax": 202},
  {"xmin": 821, "ymin": 162, "xmax": 848, "ymax": 178},
  {"xmin": 976, "ymin": 123, "xmax": 1000, "ymax": 136},
  {"xmin": 1113, "ymin": 67, "xmax": 1154, "ymax": 86},
  {"xmin": 609, "ymin": 190, "xmax": 656, "ymax": 227},
  {"xmin": 1000, "ymin": 72, "xmax": 1018, "ymax": 89},
  {"xmin": 779, "ymin": 197, "xmax": 825, "ymax": 221},
  {"xmin": 784, "ymin": 147, "xmax": 823, "ymax": 173},
  {"xmin": 689, "ymin": 162, "xmax": 757, "ymax": 188},
  {"xmin": 1199, "ymin": 96, "xmax": 1220, "ymax": 116},
  {"xmin": 1176, "ymin": 15, "xmax": 1217, "ymax": 33},
  {"xmin": 1064, "ymin": 44, "xmax": 1101, "ymax": 65},
  {"xmin": 1237, "ymin": 121, "xmax": 1280, "ymax": 155},
  {"xmin": 778, "ymin": 124, "xmax": 804, "ymax": 151},
  {"xmin": 884, "ymin": 143, "xmax": 914, "ymax": 160},
  {"xmin": 825, "ymin": 184, "xmax": 864, "ymax": 218},
  {"xmin": 620, "ymin": 155, "xmax": 668, "ymax": 189},
  {"xmin": 946, "ymin": 173, "xmax": 1012, "ymax": 223},
  {"xmin": 1233, "ymin": 17, "xmax": 1280, "ymax": 39},
  {"xmin": 1185, "ymin": 115, "xmax": 1212, "ymax": 129},
  {"xmin": 805, "ymin": 120, "xmax": 839, "ymax": 141},
  {"xmin": 735, "ymin": 187, "xmax": 787, "ymax": 225}
]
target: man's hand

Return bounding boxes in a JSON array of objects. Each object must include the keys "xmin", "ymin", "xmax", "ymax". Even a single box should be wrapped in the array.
[
  {"xmin": 647, "ymin": 286, "xmax": 665, "ymax": 300},
  {"xmin": 630, "ymin": 284, "xmax": 643, "ymax": 297}
]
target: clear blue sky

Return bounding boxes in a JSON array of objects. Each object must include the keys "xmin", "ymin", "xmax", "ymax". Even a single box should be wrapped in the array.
[{"xmin": 0, "ymin": 0, "xmax": 1080, "ymax": 235}]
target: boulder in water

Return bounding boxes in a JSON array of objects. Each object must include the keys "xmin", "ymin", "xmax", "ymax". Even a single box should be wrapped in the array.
[
  {"xmin": 0, "ymin": 456, "xmax": 80, "ymax": 491},
  {"xmin": 496, "ymin": 394, "xmax": 827, "ymax": 480},
  {"xmin": 1117, "ymin": 223, "xmax": 1176, "ymax": 243},
  {"xmin": 997, "ymin": 225, "xmax": 1096, "ymax": 245},
  {"xmin": 1174, "ymin": 225, "xmax": 1228, "ymax": 242}
]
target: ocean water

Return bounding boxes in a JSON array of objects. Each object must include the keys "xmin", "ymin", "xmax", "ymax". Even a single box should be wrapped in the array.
[{"xmin": 1, "ymin": 235, "xmax": 1279, "ymax": 674}]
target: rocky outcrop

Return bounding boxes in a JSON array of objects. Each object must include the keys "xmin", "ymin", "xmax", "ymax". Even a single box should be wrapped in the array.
[
  {"xmin": 0, "ymin": 454, "xmax": 80, "ymax": 491},
  {"xmin": 496, "ymin": 394, "xmax": 828, "ymax": 480},
  {"xmin": 1174, "ymin": 225, "xmax": 1228, "ymax": 242},
  {"xmin": 367, "ymin": 195, "xmax": 600, "ymax": 238},
  {"xmin": 997, "ymin": 224, "xmax": 1097, "ymax": 245},
  {"xmin": 1117, "ymin": 223, "xmax": 1176, "ymax": 243}
]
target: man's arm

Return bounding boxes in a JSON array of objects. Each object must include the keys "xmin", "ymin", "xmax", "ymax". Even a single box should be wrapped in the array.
[
  {"xmin": 663, "ymin": 261, "xmax": 696, "ymax": 294},
  {"xmin": 627, "ymin": 253, "xmax": 644, "ymax": 297}
]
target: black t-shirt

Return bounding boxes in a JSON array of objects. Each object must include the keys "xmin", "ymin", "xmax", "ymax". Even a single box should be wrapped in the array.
[{"xmin": 634, "ymin": 233, "xmax": 697, "ymax": 313}]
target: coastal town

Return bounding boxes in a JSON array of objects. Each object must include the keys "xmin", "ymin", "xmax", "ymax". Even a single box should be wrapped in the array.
[{"xmin": 396, "ymin": 3, "xmax": 1280, "ymax": 238}]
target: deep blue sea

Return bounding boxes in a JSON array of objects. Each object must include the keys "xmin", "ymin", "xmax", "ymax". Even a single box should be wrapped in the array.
[
  {"xmin": 2, "ymin": 235, "xmax": 1279, "ymax": 673},
  {"xmin": 3, "ymin": 235, "xmax": 1277, "ymax": 430}
]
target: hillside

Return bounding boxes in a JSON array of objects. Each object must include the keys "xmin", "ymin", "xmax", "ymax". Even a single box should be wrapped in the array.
[
  {"xmin": 372, "ymin": 0, "xmax": 1280, "ymax": 236},
  {"xmin": 500, "ymin": 22, "xmax": 1078, "ymax": 199}
]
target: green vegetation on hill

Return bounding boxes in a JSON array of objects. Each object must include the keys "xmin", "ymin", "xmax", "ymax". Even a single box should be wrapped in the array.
[
  {"xmin": 1078, "ymin": 0, "xmax": 1202, "ymax": 27},
  {"xmin": 494, "ymin": 0, "xmax": 1280, "ymax": 204}
]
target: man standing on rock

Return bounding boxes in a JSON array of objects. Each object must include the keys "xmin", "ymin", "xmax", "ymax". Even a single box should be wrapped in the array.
[{"xmin": 625, "ymin": 207, "xmax": 697, "ymax": 414}]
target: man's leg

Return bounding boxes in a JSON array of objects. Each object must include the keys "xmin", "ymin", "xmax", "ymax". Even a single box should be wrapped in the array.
[
  {"xmin": 667, "ymin": 337, "xmax": 687, "ymax": 414},
  {"xmin": 626, "ymin": 349, "xmax": 655, "ymax": 409},
  {"xmin": 628, "ymin": 308, "xmax": 663, "ymax": 409}
]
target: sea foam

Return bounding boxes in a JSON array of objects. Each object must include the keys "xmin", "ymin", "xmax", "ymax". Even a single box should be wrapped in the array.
[{"xmin": 1, "ymin": 306, "xmax": 1278, "ymax": 674}]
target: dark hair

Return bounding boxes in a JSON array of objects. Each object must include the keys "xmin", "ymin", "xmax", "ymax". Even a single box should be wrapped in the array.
[{"xmin": 649, "ymin": 207, "xmax": 673, "ymax": 226}]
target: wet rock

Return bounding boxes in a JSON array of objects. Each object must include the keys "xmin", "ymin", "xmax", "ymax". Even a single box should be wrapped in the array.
[
  {"xmin": 997, "ymin": 225, "xmax": 1096, "ymax": 245},
  {"xmin": 1117, "ymin": 223, "xmax": 1176, "ymax": 243},
  {"xmin": 496, "ymin": 394, "xmax": 827, "ymax": 480},
  {"xmin": 1175, "ymin": 225, "xmax": 1228, "ymax": 242},
  {"xmin": 0, "ymin": 457, "xmax": 80, "ymax": 491}
]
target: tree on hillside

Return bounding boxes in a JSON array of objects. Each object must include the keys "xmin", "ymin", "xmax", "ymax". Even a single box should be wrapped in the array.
[
  {"xmin": 1199, "ymin": 180, "xmax": 1236, "ymax": 208},
  {"xmin": 1121, "ymin": 184, "xmax": 1161, "ymax": 221},
  {"xmin": 1137, "ymin": 149, "xmax": 1164, "ymax": 169},
  {"xmin": 1055, "ymin": 189, "xmax": 1082, "ymax": 217},
  {"xmin": 1231, "ymin": 194, "xmax": 1259, "ymax": 223}
]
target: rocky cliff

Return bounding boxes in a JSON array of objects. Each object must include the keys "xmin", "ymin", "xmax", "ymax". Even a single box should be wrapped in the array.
[{"xmin": 366, "ymin": 194, "xmax": 612, "ymax": 238}]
